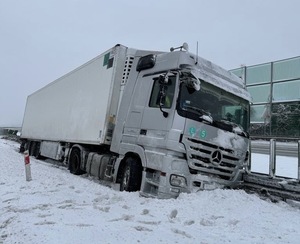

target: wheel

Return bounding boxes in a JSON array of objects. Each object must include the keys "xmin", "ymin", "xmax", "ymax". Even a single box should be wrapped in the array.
[
  {"xmin": 29, "ymin": 141, "xmax": 40, "ymax": 157},
  {"xmin": 19, "ymin": 140, "xmax": 26, "ymax": 153},
  {"xmin": 120, "ymin": 157, "xmax": 142, "ymax": 192},
  {"xmin": 32, "ymin": 142, "xmax": 41, "ymax": 159},
  {"xmin": 69, "ymin": 148, "xmax": 84, "ymax": 175},
  {"xmin": 29, "ymin": 141, "xmax": 35, "ymax": 156}
]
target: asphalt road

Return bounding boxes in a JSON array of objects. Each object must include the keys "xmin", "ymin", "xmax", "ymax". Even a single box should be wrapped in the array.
[{"xmin": 251, "ymin": 140, "xmax": 299, "ymax": 157}]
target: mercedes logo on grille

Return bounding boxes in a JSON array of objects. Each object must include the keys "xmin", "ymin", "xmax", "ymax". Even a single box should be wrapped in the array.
[{"xmin": 211, "ymin": 150, "xmax": 222, "ymax": 165}]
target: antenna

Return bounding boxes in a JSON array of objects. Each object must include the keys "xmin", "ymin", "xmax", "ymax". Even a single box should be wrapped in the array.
[{"xmin": 195, "ymin": 41, "xmax": 199, "ymax": 65}]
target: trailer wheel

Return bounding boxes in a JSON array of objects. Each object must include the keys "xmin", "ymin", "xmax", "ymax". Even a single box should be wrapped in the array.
[
  {"xmin": 29, "ymin": 141, "xmax": 35, "ymax": 156},
  {"xmin": 69, "ymin": 148, "xmax": 84, "ymax": 175},
  {"xmin": 19, "ymin": 140, "xmax": 26, "ymax": 153},
  {"xmin": 120, "ymin": 157, "xmax": 142, "ymax": 192},
  {"xmin": 33, "ymin": 142, "xmax": 41, "ymax": 159}
]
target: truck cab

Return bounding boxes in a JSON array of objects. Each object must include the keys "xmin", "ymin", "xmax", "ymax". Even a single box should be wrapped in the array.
[{"xmin": 111, "ymin": 45, "xmax": 251, "ymax": 198}]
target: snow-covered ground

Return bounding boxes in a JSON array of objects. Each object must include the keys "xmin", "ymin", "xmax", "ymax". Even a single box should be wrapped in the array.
[{"xmin": 1, "ymin": 138, "xmax": 300, "ymax": 244}]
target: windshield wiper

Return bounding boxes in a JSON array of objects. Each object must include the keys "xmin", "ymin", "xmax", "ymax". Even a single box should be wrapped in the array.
[
  {"xmin": 183, "ymin": 105, "xmax": 209, "ymax": 116},
  {"xmin": 183, "ymin": 105, "xmax": 213, "ymax": 124},
  {"xmin": 213, "ymin": 120, "xmax": 249, "ymax": 138}
]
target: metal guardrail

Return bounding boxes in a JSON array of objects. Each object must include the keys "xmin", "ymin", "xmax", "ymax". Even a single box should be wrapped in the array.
[
  {"xmin": 243, "ymin": 139, "xmax": 300, "ymax": 202},
  {"xmin": 247, "ymin": 139, "xmax": 300, "ymax": 180},
  {"xmin": 250, "ymin": 136, "xmax": 300, "ymax": 143},
  {"xmin": 251, "ymin": 140, "xmax": 298, "ymax": 157}
]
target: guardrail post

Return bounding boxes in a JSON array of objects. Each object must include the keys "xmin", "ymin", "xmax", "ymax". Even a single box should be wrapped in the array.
[
  {"xmin": 269, "ymin": 139, "xmax": 276, "ymax": 178},
  {"xmin": 298, "ymin": 140, "xmax": 300, "ymax": 182},
  {"xmin": 246, "ymin": 140, "xmax": 252, "ymax": 173},
  {"xmin": 24, "ymin": 150, "xmax": 32, "ymax": 181}
]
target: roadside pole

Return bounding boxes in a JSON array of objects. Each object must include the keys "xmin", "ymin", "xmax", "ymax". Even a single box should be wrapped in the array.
[
  {"xmin": 269, "ymin": 139, "xmax": 276, "ymax": 178},
  {"xmin": 298, "ymin": 140, "xmax": 300, "ymax": 182},
  {"xmin": 24, "ymin": 150, "xmax": 32, "ymax": 181}
]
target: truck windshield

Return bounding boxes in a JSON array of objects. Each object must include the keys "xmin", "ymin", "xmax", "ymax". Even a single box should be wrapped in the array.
[{"xmin": 177, "ymin": 81, "xmax": 250, "ymax": 136}]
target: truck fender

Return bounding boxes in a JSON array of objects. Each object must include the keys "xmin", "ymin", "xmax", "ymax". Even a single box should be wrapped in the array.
[
  {"xmin": 114, "ymin": 143, "xmax": 147, "ymax": 184},
  {"xmin": 118, "ymin": 143, "xmax": 147, "ymax": 168}
]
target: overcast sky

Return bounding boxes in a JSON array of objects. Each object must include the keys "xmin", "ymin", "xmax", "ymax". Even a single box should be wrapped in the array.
[{"xmin": 1, "ymin": 0, "xmax": 299, "ymax": 126}]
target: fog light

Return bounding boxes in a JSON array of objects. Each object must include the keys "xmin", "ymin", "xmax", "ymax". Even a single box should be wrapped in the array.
[{"xmin": 170, "ymin": 174, "xmax": 187, "ymax": 187}]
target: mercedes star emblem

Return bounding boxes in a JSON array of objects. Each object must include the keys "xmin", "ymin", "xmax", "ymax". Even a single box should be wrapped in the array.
[{"xmin": 211, "ymin": 150, "xmax": 222, "ymax": 165}]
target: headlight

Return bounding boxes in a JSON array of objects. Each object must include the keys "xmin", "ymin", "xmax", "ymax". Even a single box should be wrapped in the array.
[{"xmin": 170, "ymin": 174, "xmax": 187, "ymax": 187}]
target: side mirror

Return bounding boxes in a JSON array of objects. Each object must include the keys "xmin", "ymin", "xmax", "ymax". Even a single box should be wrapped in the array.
[
  {"xmin": 181, "ymin": 70, "xmax": 201, "ymax": 91},
  {"xmin": 158, "ymin": 75, "xmax": 167, "ymax": 84},
  {"xmin": 158, "ymin": 71, "xmax": 173, "ymax": 84},
  {"xmin": 188, "ymin": 77, "xmax": 201, "ymax": 91},
  {"xmin": 158, "ymin": 85, "xmax": 169, "ymax": 118}
]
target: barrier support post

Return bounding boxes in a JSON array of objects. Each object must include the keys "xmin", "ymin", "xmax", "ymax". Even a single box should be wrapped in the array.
[
  {"xmin": 24, "ymin": 150, "xmax": 32, "ymax": 181},
  {"xmin": 269, "ymin": 139, "xmax": 276, "ymax": 178},
  {"xmin": 298, "ymin": 140, "xmax": 300, "ymax": 182}
]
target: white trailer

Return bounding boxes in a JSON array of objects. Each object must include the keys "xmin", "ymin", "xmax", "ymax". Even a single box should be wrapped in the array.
[{"xmin": 22, "ymin": 45, "xmax": 129, "ymax": 145}]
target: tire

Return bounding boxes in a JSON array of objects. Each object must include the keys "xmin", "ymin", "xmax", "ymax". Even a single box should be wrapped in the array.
[
  {"xmin": 120, "ymin": 157, "xmax": 142, "ymax": 192},
  {"xmin": 29, "ymin": 141, "xmax": 37, "ymax": 156},
  {"xmin": 19, "ymin": 140, "xmax": 26, "ymax": 153},
  {"xmin": 33, "ymin": 142, "xmax": 41, "ymax": 159},
  {"xmin": 69, "ymin": 148, "xmax": 84, "ymax": 175}
]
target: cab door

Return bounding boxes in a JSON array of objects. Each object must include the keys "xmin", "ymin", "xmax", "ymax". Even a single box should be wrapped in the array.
[{"xmin": 138, "ymin": 73, "xmax": 177, "ymax": 146}]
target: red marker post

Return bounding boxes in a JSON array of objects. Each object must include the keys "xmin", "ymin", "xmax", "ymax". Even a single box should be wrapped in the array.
[{"xmin": 24, "ymin": 150, "xmax": 32, "ymax": 181}]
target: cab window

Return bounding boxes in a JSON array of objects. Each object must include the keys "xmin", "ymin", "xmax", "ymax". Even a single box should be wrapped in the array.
[{"xmin": 149, "ymin": 76, "xmax": 176, "ymax": 108}]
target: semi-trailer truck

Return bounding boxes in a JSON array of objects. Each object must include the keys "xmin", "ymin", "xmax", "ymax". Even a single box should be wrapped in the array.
[{"xmin": 20, "ymin": 43, "xmax": 251, "ymax": 198}]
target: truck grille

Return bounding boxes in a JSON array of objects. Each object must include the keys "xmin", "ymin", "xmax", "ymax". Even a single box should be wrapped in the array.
[{"xmin": 183, "ymin": 137, "xmax": 242, "ymax": 181}]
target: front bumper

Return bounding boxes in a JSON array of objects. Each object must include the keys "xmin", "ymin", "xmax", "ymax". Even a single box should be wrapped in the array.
[{"xmin": 139, "ymin": 151, "xmax": 245, "ymax": 199}]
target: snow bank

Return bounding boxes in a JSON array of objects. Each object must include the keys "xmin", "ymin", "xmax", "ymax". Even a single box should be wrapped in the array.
[{"xmin": 1, "ymin": 138, "xmax": 300, "ymax": 244}]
